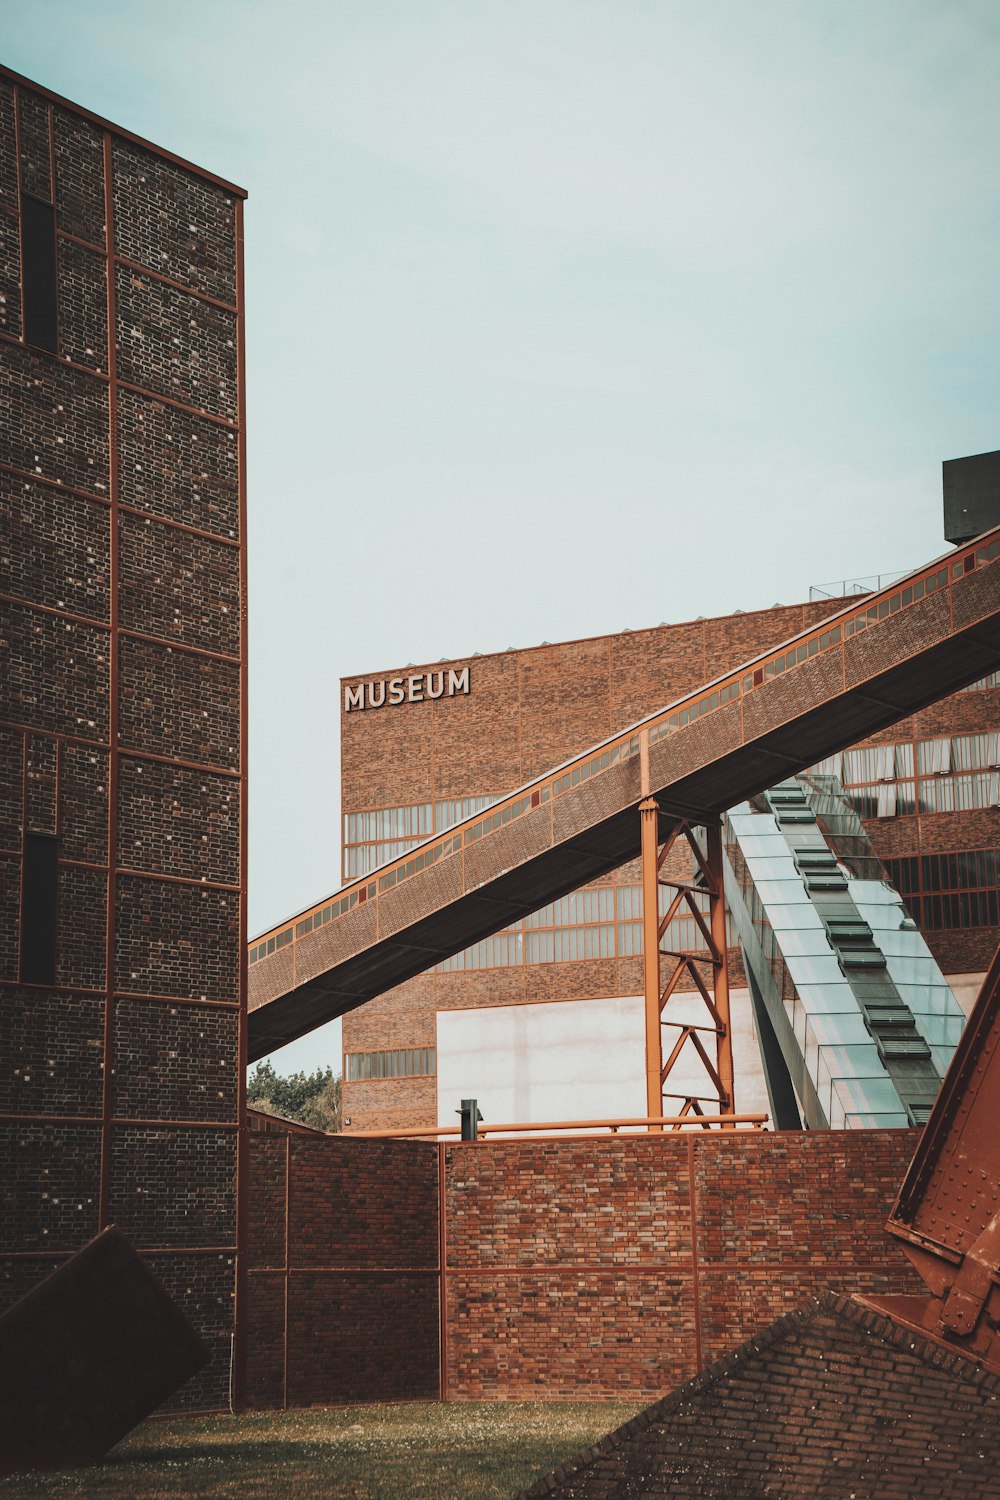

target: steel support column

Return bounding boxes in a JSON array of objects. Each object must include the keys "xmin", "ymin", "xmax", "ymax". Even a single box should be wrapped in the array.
[{"xmin": 640, "ymin": 801, "xmax": 734, "ymax": 1130}]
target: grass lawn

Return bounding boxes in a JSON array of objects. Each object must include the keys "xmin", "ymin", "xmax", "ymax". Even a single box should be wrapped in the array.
[{"xmin": 0, "ymin": 1401, "xmax": 643, "ymax": 1500}]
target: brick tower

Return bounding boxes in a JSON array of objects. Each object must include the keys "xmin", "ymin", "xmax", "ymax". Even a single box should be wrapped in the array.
[{"xmin": 0, "ymin": 69, "xmax": 247, "ymax": 1410}]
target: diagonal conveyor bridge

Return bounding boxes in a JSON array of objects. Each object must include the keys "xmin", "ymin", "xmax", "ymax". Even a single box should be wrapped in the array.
[{"xmin": 249, "ymin": 528, "xmax": 1000, "ymax": 1062}]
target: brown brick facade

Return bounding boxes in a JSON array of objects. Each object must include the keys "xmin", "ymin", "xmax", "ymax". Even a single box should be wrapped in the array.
[
  {"xmin": 245, "ymin": 1127, "xmax": 919, "ymax": 1406},
  {"xmin": 0, "ymin": 68, "xmax": 247, "ymax": 1413}
]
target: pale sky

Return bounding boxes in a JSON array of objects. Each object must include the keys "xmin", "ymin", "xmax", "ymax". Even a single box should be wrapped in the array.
[{"xmin": 5, "ymin": 1, "xmax": 1000, "ymax": 1074}]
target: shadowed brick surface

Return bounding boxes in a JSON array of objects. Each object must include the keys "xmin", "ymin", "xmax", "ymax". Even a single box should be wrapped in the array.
[{"xmin": 518, "ymin": 1294, "xmax": 1000, "ymax": 1499}]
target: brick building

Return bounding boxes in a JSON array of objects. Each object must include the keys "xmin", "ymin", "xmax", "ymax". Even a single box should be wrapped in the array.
[
  {"xmin": 0, "ymin": 69, "xmax": 247, "ymax": 1410},
  {"xmin": 337, "ymin": 596, "xmax": 1000, "ymax": 1132}
]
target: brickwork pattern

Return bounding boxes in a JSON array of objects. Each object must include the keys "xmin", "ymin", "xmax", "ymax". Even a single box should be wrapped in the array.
[
  {"xmin": 116, "ymin": 756, "xmax": 240, "ymax": 884},
  {"xmin": 519, "ymin": 1294, "xmax": 1000, "ymax": 1500},
  {"xmin": 118, "ymin": 636, "xmax": 240, "ymax": 769},
  {"xmin": 117, "ymin": 387, "xmax": 239, "ymax": 538},
  {"xmin": 1, "ymin": 70, "xmax": 246, "ymax": 1413},
  {"xmin": 0, "ymin": 476, "xmax": 111, "ymax": 622},
  {"xmin": 245, "ymin": 1132, "xmax": 440, "ymax": 1408},
  {"xmin": 118, "ymin": 513, "xmax": 241, "ymax": 656},
  {"xmin": 245, "ymin": 1128, "xmax": 919, "ymax": 1408}
]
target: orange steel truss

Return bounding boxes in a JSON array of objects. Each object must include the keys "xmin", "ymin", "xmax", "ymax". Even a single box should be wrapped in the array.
[{"xmin": 641, "ymin": 799, "xmax": 733, "ymax": 1129}]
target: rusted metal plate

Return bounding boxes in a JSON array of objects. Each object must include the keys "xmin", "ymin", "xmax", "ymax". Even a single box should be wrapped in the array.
[
  {"xmin": 888, "ymin": 943, "xmax": 1000, "ymax": 1286},
  {"xmin": 0, "ymin": 1225, "xmax": 208, "ymax": 1474}
]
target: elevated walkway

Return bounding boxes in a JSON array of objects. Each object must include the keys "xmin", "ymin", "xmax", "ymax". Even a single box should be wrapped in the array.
[{"xmin": 249, "ymin": 529, "xmax": 1000, "ymax": 1060}]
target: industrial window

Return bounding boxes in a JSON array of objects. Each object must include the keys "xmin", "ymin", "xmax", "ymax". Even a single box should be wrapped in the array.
[
  {"xmin": 21, "ymin": 194, "xmax": 58, "ymax": 353},
  {"xmin": 21, "ymin": 832, "xmax": 58, "ymax": 984},
  {"xmin": 345, "ymin": 1047, "xmax": 436, "ymax": 1081}
]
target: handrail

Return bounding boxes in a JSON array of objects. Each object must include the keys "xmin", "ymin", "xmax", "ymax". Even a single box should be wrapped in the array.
[
  {"xmin": 344, "ymin": 1112, "xmax": 769, "ymax": 1139},
  {"xmin": 250, "ymin": 524, "xmax": 1000, "ymax": 965}
]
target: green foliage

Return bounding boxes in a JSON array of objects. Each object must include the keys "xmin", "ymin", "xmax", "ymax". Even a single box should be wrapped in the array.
[{"xmin": 247, "ymin": 1062, "xmax": 341, "ymax": 1132}]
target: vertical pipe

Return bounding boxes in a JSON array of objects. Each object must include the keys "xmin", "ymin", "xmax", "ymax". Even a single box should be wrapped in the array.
[
  {"xmin": 706, "ymin": 822, "xmax": 734, "ymax": 1115},
  {"xmin": 641, "ymin": 797, "xmax": 662, "ymax": 1128}
]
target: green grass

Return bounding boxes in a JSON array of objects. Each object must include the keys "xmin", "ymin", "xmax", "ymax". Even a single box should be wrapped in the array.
[{"xmin": 0, "ymin": 1402, "xmax": 643, "ymax": 1500}]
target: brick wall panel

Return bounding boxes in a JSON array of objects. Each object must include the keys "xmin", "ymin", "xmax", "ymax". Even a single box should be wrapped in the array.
[
  {"xmin": 243, "ymin": 1272, "xmax": 285, "ymax": 1408},
  {"xmin": 115, "ymin": 874, "xmax": 238, "ymax": 1000},
  {"xmin": 116, "ymin": 266, "xmax": 237, "ymax": 422},
  {"xmin": 287, "ymin": 1272, "xmax": 439, "ymax": 1405},
  {"xmin": 17, "ymin": 89, "xmax": 51, "ymax": 200},
  {"xmin": 0, "ymin": 728, "xmax": 21, "ymax": 849},
  {"xmin": 0, "ymin": 857, "xmax": 19, "ymax": 980},
  {"xmin": 740, "ymin": 648, "xmax": 845, "ymax": 744},
  {"xmin": 118, "ymin": 635, "xmax": 239, "ymax": 768},
  {"xmin": 445, "ymin": 1139, "xmax": 692, "ymax": 1269},
  {"xmin": 373, "ymin": 854, "xmax": 466, "ymax": 944},
  {"xmin": 55, "ymin": 864, "xmax": 106, "ymax": 989},
  {"xmin": 108, "ymin": 1126, "xmax": 236, "ymax": 1248},
  {"xmin": 247, "ymin": 1135, "xmax": 287, "ymax": 1269},
  {"xmin": 116, "ymin": 757, "xmax": 239, "ymax": 884},
  {"xmin": 1, "ymin": 476, "xmax": 111, "ymax": 622},
  {"xmin": 0, "ymin": 346, "xmax": 109, "ymax": 492},
  {"xmin": 447, "ymin": 1270, "xmax": 696, "ymax": 1399},
  {"xmin": 0, "ymin": 83, "xmax": 16, "ymax": 205},
  {"xmin": 0, "ymin": 1121, "xmax": 101, "ymax": 1252},
  {"xmin": 1, "ymin": 603, "xmax": 110, "ymax": 739},
  {"xmin": 119, "ymin": 513, "xmax": 240, "ymax": 656},
  {"xmin": 952, "ymin": 558, "xmax": 1000, "ymax": 631},
  {"xmin": 149, "ymin": 1251, "xmax": 237, "ymax": 1413},
  {"xmin": 550, "ymin": 757, "xmax": 643, "ymax": 847},
  {"xmin": 247, "ymin": 945, "xmax": 296, "ymax": 1010},
  {"xmin": 59, "ymin": 741, "xmax": 109, "ymax": 863},
  {"xmin": 0, "ymin": 208, "xmax": 20, "ymax": 338},
  {"xmin": 112, "ymin": 998, "xmax": 239, "ymax": 1122},
  {"xmin": 288, "ymin": 1136, "xmax": 437, "ymax": 1269},
  {"xmin": 112, "ymin": 141, "xmax": 237, "ymax": 303},
  {"xmin": 610, "ymin": 621, "xmax": 707, "ymax": 732},
  {"xmin": 341, "ymin": 1077, "xmax": 438, "ymax": 1133},
  {"xmin": 518, "ymin": 639, "xmax": 611, "ymax": 781},
  {"xmin": 117, "ymin": 387, "xmax": 239, "ymax": 538},
  {"xmin": 57, "ymin": 239, "xmax": 108, "ymax": 372},
  {"xmin": 26, "ymin": 733, "xmax": 57, "ymax": 833},
  {"xmin": 53, "ymin": 108, "xmax": 105, "ymax": 246},
  {"xmin": 0, "ymin": 987, "xmax": 105, "ymax": 1116},
  {"xmin": 844, "ymin": 589, "xmax": 950, "ymax": 689}
]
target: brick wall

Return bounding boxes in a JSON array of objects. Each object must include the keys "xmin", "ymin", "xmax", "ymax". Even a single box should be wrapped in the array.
[
  {"xmin": 245, "ymin": 1127, "xmax": 920, "ymax": 1406},
  {"xmin": 0, "ymin": 69, "xmax": 246, "ymax": 1414},
  {"xmin": 245, "ymin": 1131, "xmax": 440, "ymax": 1409}
]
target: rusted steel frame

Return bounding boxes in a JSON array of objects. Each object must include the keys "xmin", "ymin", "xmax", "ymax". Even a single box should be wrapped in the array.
[
  {"xmin": 659, "ymin": 956, "xmax": 726, "ymax": 1030},
  {"xmin": 641, "ymin": 796, "xmax": 663, "ymax": 1125},
  {"xmin": 233, "ymin": 193, "xmax": 250, "ymax": 1413},
  {"xmin": 705, "ymin": 822, "xmax": 734, "ymax": 1114}
]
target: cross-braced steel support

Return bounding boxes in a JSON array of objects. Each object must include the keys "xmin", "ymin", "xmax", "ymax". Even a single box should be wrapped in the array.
[{"xmin": 641, "ymin": 798, "xmax": 734, "ymax": 1129}]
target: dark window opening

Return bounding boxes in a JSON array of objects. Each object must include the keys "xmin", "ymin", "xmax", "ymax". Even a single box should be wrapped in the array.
[
  {"xmin": 22, "ymin": 194, "xmax": 58, "ymax": 353},
  {"xmin": 21, "ymin": 832, "xmax": 58, "ymax": 984}
]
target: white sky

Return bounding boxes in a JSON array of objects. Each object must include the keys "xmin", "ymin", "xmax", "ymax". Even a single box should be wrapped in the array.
[{"xmin": 5, "ymin": 1, "xmax": 1000, "ymax": 1074}]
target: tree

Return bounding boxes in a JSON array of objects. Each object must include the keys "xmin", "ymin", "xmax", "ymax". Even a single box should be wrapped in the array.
[{"xmin": 247, "ymin": 1062, "xmax": 341, "ymax": 1132}]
